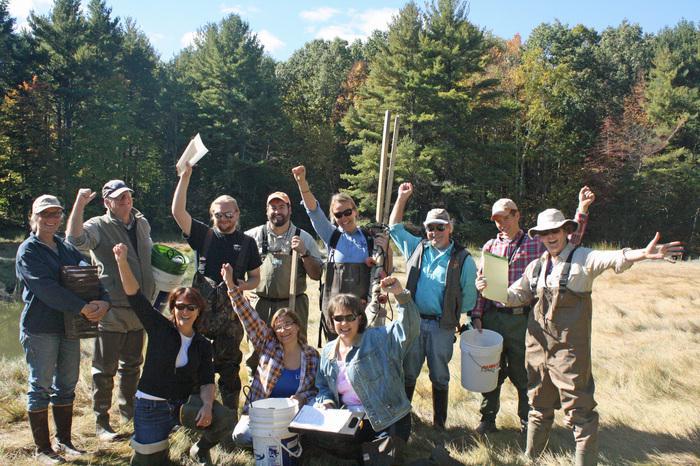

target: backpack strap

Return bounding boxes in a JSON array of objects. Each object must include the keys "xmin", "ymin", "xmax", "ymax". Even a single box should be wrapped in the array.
[
  {"xmin": 196, "ymin": 228, "xmax": 215, "ymax": 275},
  {"xmin": 234, "ymin": 234, "xmax": 253, "ymax": 279},
  {"xmin": 328, "ymin": 229, "xmax": 341, "ymax": 263},
  {"xmin": 261, "ymin": 224, "xmax": 269, "ymax": 255},
  {"xmin": 361, "ymin": 228, "xmax": 374, "ymax": 256}
]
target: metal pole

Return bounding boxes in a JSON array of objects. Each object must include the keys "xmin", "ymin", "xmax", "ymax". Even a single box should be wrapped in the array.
[
  {"xmin": 288, "ymin": 250, "xmax": 299, "ymax": 312},
  {"xmin": 375, "ymin": 110, "xmax": 392, "ymax": 223},
  {"xmin": 382, "ymin": 115, "xmax": 400, "ymax": 224}
]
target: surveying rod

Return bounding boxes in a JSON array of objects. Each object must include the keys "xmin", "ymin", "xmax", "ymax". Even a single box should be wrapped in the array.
[
  {"xmin": 382, "ymin": 115, "xmax": 400, "ymax": 225},
  {"xmin": 288, "ymin": 250, "xmax": 299, "ymax": 312},
  {"xmin": 375, "ymin": 110, "xmax": 392, "ymax": 223}
]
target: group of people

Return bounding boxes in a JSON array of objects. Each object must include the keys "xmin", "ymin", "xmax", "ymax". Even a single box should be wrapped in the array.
[{"xmin": 16, "ymin": 163, "xmax": 683, "ymax": 466}]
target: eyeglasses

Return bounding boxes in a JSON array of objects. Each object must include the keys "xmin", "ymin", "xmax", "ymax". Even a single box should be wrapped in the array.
[
  {"xmin": 174, "ymin": 303, "xmax": 198, "ymax": 311},
  {"xmin": 332, "ymin": 208, "xmax": 353, "ymax": 219},
  {"xmin": 538, "ymin": 228, "xmax": 562, "ymax": 237},
  {"xmin": 214, "ymin": 211, "xmax": 237, "ymax": 219},
  {"xmin": 426, "ymin": 224, "xmax": 447, "ymax": 232},
  {"xmin": 332, "ymin": 314, "xmax": 358, "ymax": 323},
  {"xmin": 38, "ymin": 211, "xmax": 64, "ymax": 219},
  {"xmin": 274, "ymin": 322, "xmax": 296, "ymax": 332}
]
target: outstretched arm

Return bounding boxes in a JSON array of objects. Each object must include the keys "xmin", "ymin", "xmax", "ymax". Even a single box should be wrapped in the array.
[
  {"xmin": 389, "ymin": 182, "xmax": 412, "ymax": 226},
  {"xmin": 171, "ymin": 163, "xmax": 193, "ymax": 236},
  {"xmin": 623, "ymin": 232, "xmax": 684, "ymax": 263}
]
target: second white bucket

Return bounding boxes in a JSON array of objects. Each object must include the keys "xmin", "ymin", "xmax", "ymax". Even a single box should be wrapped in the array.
[
  {"xmin": 460, "ymin": 329, "xmax": 503, "ymax": 393},
  {"xmin": 249, "ymin": 398, "xmax": 301, "ymax": 466}
]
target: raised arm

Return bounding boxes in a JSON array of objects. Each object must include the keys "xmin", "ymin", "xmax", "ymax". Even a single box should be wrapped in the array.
[
  {"xmin": 113, "ymin": 243, "xmax": 139, "ymax": 296},
  {"xmin": 292, "ymin": 165, "xmax": 317, "ymax": 212},
  {"xmin": 570, "ymin": 185, "xmax": 595, "ymax": 246},
  {"xmin": 389, "ymin": 182, "xmax": 412, "ymax": 226},
  {"xmin": 382, "ymin": 276, "xmax": 419, "ymax": 354},
  {"xmin": 171, "ymin": 163, "xmax": 194, "ymax": 236},
  {"xmin": 66, "ymin": 188, "xmax": 97, "ymax": 248}
]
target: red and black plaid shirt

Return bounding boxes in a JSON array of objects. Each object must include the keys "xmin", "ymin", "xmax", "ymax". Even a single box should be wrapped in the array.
[{"xmin": 472, "ymin": 211, "xmax": 588, "ymax": 318}]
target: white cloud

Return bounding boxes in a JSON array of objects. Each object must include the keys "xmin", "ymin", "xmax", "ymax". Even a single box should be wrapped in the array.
[
  {"xmin": 300, "ymin": 7, "xmax": 339, "ymax": 22},
  {"xmin": 220, "ymin": 4, "xmax": 260, "ymax": 15},
  {"xmin": 308, "ymin": 7, "xmax": 398, "ymax": 42},
  {"xmin": 257, "ymin": 29, "xmax": 285, "ymax": 53},
  {"xmin": 9, "ymin": 0, "xmax": 53, "ymax": 30},
  {"xmin": 148, "ymin": 32, "xmax": 166, "ymax": 44},
  {"xmin": 180, "ymin": 31, "xmax": 199, "ymax": 48}
]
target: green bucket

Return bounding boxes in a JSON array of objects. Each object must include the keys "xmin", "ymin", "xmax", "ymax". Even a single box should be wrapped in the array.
[{"xmin": 151, "ymin": 244, "xmax": 190, "ymax": 276}]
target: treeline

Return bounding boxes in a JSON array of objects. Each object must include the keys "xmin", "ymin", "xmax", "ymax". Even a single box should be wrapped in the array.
[{"xmin": 1, "ymin": 0, "xmax": 698, "ymax": 252}]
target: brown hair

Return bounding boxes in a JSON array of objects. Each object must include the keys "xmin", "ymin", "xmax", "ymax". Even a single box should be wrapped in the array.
[
  {"xmin": 271, "ymin": 308, "xmax": 307, "ymax": 345},
  {"xmin": 327, "ymin": 294, "xmax": 367, "ymax": 333},
  {"xmin": 166, "ymin": 287, "xmax": 207, "ymax": 327}
]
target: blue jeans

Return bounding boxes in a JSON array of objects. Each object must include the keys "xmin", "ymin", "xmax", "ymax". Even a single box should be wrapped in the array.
[
  {"xmin": 403, "ymin": 318, "xmax": 455, "ymax": 390},
  {"xmin": 20, "ymin": 331, "xmax": 80, "ymax": 411},
  {"xmin": 133, "ymin": 397, "xmax": 180, "ymax": 445}
]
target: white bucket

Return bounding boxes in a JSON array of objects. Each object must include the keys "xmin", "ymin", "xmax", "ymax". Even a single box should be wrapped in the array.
[
  {"xmin": 249, "ymin": 398, "xmax": 302, "ymax": 466},
  {"xmin": 152, "ymin": 267, "xmax": 186, "ymax": 293},
  {"xmin": 460, "ymin": 329, "xmax": 503, "ymax": 393}
]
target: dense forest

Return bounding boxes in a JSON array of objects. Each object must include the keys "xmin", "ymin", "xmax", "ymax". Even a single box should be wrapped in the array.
[{"xmin": 0, "ymin": 0, "xmax": 698, "ymax": 253}]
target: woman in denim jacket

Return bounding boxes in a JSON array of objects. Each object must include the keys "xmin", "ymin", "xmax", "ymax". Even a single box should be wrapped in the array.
[{"xmin": 312, "ymin": 276, "xmax": 419, "ymax": 461}]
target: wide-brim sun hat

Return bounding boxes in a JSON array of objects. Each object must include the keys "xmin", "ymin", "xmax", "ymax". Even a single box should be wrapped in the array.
[{"xmin": 528, "ymin": 208, "xmax": 578, "ymax": 238}]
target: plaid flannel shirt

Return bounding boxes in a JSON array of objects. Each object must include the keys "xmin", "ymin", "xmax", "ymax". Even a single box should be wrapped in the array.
[
  {"xmin": 472, "ymin": 210, "xmax": 588, "ymax": 318},
  {"xmin": 227, "ymin": 288, "xmax": 319, "ymax": 414}
]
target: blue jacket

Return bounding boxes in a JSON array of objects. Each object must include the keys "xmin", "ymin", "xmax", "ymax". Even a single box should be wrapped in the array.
[
  {"xmin": 16, "ymin": 233, "xmax": 109, "ymax": 334},
  {"xmin": 315, "ymin": 292, "xmax": 419, "ymax": 431}
]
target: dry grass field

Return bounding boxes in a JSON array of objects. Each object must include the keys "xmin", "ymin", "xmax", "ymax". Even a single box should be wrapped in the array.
[{"xmin": 0, "ymin": 248, "xmax": 698, "ymax": 465}]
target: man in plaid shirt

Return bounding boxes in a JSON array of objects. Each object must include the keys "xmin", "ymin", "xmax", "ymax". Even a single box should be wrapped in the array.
[{"xmin": 472, "ymin": 186, "xmax": 595, "ymax": 435}]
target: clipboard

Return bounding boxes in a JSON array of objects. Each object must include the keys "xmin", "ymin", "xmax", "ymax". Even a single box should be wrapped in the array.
[
  {"xmin": 482, "ymin": 251, "xmax": 509, "ymax": 303},
  {"xmin": 288, "ymin": 405, "xmax": 363, "ymax": 438}
]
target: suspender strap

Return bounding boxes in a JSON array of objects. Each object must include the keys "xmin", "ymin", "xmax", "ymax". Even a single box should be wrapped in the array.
[
  {"xmin": 261, "ymin": 225, "xmax": 268, "ymax": 255},
  {"xmin": 529, "ymin": 246, "xmax": 580, "ymax": 294},
  {"xmin": 507, "ymin": 232, "xmax": 527, "ymax": 264},
  {"xmin": 196, "ymin": 229, "xmax": 215, "ymax": 275}
]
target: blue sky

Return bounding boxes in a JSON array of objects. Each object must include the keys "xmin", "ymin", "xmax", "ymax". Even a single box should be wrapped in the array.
[{"xmin": 8, "ymin": 0, "xmax": 699, "ymax": 61}]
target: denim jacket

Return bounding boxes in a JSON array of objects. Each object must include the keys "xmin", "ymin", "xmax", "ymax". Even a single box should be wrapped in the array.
[{"xmin": 315, "ymin": 292, "xmax": 419, "ymax": 432}]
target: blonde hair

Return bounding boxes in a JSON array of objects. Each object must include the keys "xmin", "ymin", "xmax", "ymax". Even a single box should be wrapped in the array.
[
  {"xmin": 209, "ymin": 195, "xmax": 240, "ymax": 227},
  {"xmin": 328, "ymin": 193, "xmax": 358, "ymax": 224}
]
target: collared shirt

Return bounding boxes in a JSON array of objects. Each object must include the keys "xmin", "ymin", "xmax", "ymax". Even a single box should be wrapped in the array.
[
  {"xmin": 506, "ymin": 242, "xmax": 633, "ymax": 307},
  {"xmin": 245, "ymin": 221, "xmax": 322, "ymax": 260},
  {"xmin": 304, "ymin": 200, "xmax": 369, "ymax": 263},
  {"xmin": 389, "ymin": 224, "xmax": 477, "ymax": 316},
  {"xmin": 227, "ymin": 287, "xmax": 319, "ymax": 413},
  {"xmin": 472, "ymin": 210, "xmax": 589, "ymax": 318}
]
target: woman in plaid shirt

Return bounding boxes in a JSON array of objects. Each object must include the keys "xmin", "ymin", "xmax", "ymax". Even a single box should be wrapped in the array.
[{"xmin": 221, "ymin": 263, "xmax": 319, "ymax": 446}]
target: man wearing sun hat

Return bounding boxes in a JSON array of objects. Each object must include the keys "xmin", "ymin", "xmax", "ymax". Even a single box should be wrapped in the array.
[
  {"xmin": 472, "ymin": 187, "xmax": 594, "ymax": 436},
  {"xmin": 477, "ymin": 208, "xmax": 683, "ymax": 466},
  {"xmin": 243, "ymin": 191, "xmax": 322, "ymax": 374},
  {"xmin": 388, "ymin": 182, "xmax": 478, "ymax": 430},
  {"xmin": 66, "ymin": 180, "xmax": 155, "ymax": 441}
]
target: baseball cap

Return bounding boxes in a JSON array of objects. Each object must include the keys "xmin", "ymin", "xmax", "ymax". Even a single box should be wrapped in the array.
[
  {"xmin": 102, "ymin": 180, "xmax": 133, "ymax": 199},
  {"xmin": 267, "ymin": 191, "xmax": 291, "ymax": 205},
  {"xmin": 423, "ymin": 208, "xmax": 451, "ymax": 226},
  {"xmin": 32, "ymin": 195, "xmax": 64, "ymax": 214},
  {"xmin": 491, "ymin": 198, "xmax": 518, "ymax": 220}
]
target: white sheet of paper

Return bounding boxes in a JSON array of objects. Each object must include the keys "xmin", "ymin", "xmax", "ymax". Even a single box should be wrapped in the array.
[
  {"xmin": 290, "ymin": 405, "xmax": 354, "ymax": 433},
  {"xmin": 482, "ymin": 251, "xmax": 509, "ymax": 303},
  {"xmin": 176, "ymin": 133, "xmax": 209, "ymax": 175}
]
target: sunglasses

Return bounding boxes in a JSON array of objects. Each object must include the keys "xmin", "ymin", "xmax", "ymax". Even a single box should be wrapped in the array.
[
  {"xmin": 538, "ymin": 228, "xmax": 562, "ymax": 237},
  {"xmin": 332, "ymin": 314, "xmax": 358, "ymax": 323},
  {"xmin": 38, "ymin": 211, "xmax": 64, "ymax": 219},
  {"xmin": 174, "ymin": 303, "xmax": 198, "ymax": 311},
  {"xmin": 274, "ymin": 322, "xmax": 296, "ymax": 332},
  {"xmin": 426, "ymin": 224, "xmax": 447, "ymax": 232},
  {"xmin": 213, "ymin": 211, "xmax": 237, "ymax": 219},
  {"xmin": 333, "ymin": 208, "xmax": 353, "ymax": 219}
]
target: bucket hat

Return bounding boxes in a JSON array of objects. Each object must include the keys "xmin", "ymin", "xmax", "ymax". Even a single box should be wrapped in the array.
[{"xmin": 528, "ymin": 209, "xmax": 578, "ymax": 238}]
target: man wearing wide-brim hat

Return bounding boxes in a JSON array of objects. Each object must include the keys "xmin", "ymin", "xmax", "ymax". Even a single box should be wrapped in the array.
[
  {"xmin": 477, "ymin": 208, "xmax": 683, "ymax": 466},
  {"xmin": 472, "ymin": 188, "xmax": 594, "ymax": 436}
]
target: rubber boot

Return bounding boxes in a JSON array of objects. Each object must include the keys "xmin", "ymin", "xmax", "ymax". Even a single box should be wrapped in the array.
[
  {"xmin": 52, "ymin": 404, "xmax": 85, "ymax": 456},
  {"xmin": 130, "ymin": 449, "xmax": 170, "ymax": 466},
  {"xmin": 405, "ymin": 384, "xmax": 416, "ymax": 403},
  {"xmin": 575, "ymin": 448, "xmax": 598, "ymax": 466},
  {"xmin": 96, "ymin": 413, "xmax": 119, "ymax": 441},
  {"xmin": 432, "ymin": 387, "xmax": 448, "ymax": 429},
  {"xmin": 525, "ymin": 419, "xmax": 552, "ymax": 461},
  {"xmin": 28, "ymin": 410, "xmax": 65, "ymax": 464},
  {"xmin": 190, "ymin": 438, "xmax": 215, "ymax": 465}
]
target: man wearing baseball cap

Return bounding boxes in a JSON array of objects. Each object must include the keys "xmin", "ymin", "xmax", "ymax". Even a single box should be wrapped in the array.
[
  {"xmin": 471, "ymin": 187, "xmax": 595, "ymax": 436},
  {"xmin": 243, "ymin": 191, "xmax": 322, "ymax": 375},
  {"xmin": 477, "ymin": 209, "xmax": 683, "ymax": 466},
  {"xmin": 388, "ymin": 182, "xmax": 477, "ymax": 430},
  {"xmin": 66, "ymin": 180, "xmax": 155, "ymax": 440}
]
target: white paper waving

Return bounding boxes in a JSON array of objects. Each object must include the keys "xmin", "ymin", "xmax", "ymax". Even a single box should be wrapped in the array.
[{"xmin": 176, "ymin": 133, "xmax": 209, "ymax": 175}]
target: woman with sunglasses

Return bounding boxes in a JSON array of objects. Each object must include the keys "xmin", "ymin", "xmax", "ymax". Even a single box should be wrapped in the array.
[
  {"xmin": 310, "ymin": 276, "xmax": 418, "ymax": 463},
  {"xmin": 112, "ymin": 243, "xmax": 232, "ymax": 466},
  {"xmin": 291, "ymin": 165, "xmax": 392, "ymax": 341},
  {"xmin": 220, "ymin": 263, "xmax": 319, "ymax": 446},
  {"xmin": 16, "ymin": 195, "xmax": 110, "ymax": 464}
]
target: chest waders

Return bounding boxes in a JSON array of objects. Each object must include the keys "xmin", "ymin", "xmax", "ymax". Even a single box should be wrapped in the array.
[
  {"xmin": 525, "ymin": 247, "xmax": 599, "ymax": 466},
  {"xmin": 318, "ymin": 229, "xmax": 372, "ymax": 346},
  {"xmin": 256, "ymin": 227, "xmax": 306, "ymax": 299}
]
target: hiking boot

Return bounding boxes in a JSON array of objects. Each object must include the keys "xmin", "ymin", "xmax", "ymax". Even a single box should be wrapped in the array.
[
  {"xmin": 96, "ymin": 416, "xmax": 119, "ymax": 441},
  {"xmin": 189, "ymin": 442, "xmax": 213, "ymax": 466},
  {"xmin": 475, "ymin": 420, "xmax": 498, "ymax": 435}
]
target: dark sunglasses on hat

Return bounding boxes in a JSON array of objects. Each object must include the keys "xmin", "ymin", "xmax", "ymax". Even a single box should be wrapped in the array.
[
  {"xmin": 174, "ymin": 303, "xmax": 198, "ymax": 311},
  {"xmin": 333, "ymin": 208, "xmax": 353, "ymax": 219},
  {"xmin": 214, "ymin": 211, "xmax": 236, "ymax": 219},
  {"xmin": 426, "ymin": 224, "xmax": 447, "ymax": 232},
  {"xmin": 332, "ymin": 314, "xmax": 358, "ymax": 323}
]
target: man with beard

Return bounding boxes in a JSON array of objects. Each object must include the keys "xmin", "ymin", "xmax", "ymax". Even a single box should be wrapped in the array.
[
  {"xmin": 66, "ymin": 181, "xmax": 155, "ymax": 440},
  {"xmin": 171, "ymin": 163, "xmax": 261, "ymax": 413},
  {"xmin": 388, "ymin": 182, "xmax": 477, "ymax": 430},
  {"xmin": 244, "ymin": 191, "xmax": 322, "ymax": 375}
]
